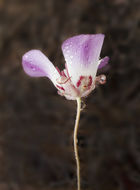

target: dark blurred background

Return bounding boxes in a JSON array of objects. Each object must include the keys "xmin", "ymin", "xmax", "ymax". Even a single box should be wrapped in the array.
[{"xmin": 0, "ymin": 0, "xmax": 140, "ymax": 189}]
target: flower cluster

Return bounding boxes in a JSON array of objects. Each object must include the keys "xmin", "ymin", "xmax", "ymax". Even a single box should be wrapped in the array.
[{"xmin": 22, "ymin": 34, "xmax": 109, "ymax": 100}]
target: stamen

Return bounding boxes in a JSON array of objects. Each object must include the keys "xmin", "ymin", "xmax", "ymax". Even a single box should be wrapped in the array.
[
  {"xmin": 62, "ymin": 77, "xmax": 71, "ymax": 84},
  {"xmin": 57, "ymin": 76, "xmax": 71, "ymax": 84}
]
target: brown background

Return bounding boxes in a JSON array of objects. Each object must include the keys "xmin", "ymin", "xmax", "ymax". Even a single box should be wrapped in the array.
[{"xmin": 0, "ymin": 0, "xmax": 140, "ymax": 189}]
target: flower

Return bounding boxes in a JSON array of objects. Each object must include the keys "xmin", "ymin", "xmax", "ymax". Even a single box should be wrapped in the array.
[{"xmin": 22, "ymin": 34, "xmax": 109, "ymax": 100}]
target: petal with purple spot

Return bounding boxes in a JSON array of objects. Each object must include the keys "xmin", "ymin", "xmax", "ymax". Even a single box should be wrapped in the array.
[
  {"xmin": 98, "ymin": 56, "xmax": 109, "ymax": 69},
  {"xmin": 62, "ymin": 34, "xmax": 105, "ymax": 86},
  {"xmin": 22, "ymin": 50, "xmax": 60, "ymax": 86}
]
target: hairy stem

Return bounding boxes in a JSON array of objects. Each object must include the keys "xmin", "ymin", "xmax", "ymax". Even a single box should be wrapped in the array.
[{"xmin": 74, "ymin": 97, "xmax": 81, "ymax": 190}]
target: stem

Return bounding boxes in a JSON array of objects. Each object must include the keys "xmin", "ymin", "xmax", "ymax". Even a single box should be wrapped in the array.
[{"xmin": 74, "ymin": 97, "xmax": 81, "ymax": 190}]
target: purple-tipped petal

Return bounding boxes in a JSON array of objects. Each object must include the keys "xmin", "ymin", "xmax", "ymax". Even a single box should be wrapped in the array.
[
  {"xmin": 98, "ymin": 56, "xmax": 109, "ymax": 69},
  {"xmin": 62, "ymin": 34, "xmax": 105, "ymax": 86},
  {"xmin": 22, "ymin": 50, "xmax": 60, "ymax": 86}
]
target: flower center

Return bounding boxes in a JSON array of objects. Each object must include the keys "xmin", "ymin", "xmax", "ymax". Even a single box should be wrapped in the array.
[
  {"xmin": 76, "ymin": 76, "xmax": 92, "ymax": 92},
  {"xmin": 55, "ymin": 66, "xmax": 94, "ymax": 100}
]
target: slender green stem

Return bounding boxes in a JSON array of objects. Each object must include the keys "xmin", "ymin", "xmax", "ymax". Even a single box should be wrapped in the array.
[{"xmin": 74, "ymin": 97, "xmax": 81, "ymax": 190}]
